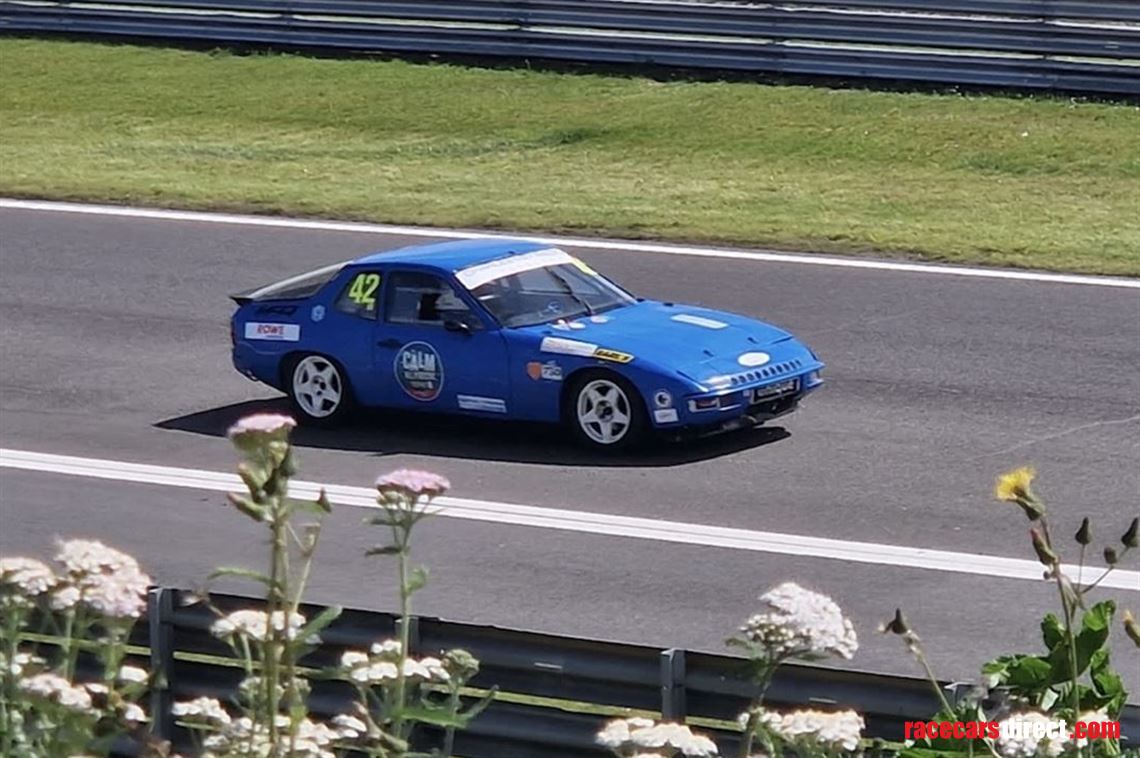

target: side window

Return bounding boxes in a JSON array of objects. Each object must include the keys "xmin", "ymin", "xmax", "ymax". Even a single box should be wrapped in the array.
[
  {"xmin": 335, "ymin": 271, "xmax": 383, "ymax": 320},
  {"xmin": 387, "ymin": 271, "xmax": 478, "ymax": 328}
]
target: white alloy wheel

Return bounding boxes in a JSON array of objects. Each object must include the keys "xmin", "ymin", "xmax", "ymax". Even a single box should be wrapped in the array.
[
  {"xmin": 291, "ymin": 355, "xmax": 343, "ymax": 419},
  {"xmin": 575, "ymin": 378, "xmax": 633, "ymax": 445}
]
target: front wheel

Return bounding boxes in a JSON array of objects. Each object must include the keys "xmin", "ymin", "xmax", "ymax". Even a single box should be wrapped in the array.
[
  {"xmin": 286, "ymin": 354, "xmax": 353, "ymax": 426},
  {"xmin": 567, "ymin": 373, "xmax": 647, "ymax": 451}
]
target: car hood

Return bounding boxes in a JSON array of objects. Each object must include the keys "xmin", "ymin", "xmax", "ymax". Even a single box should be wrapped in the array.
[{"xmin": 526, "ymin": 300, "xmax": 814, "ymax": 384}]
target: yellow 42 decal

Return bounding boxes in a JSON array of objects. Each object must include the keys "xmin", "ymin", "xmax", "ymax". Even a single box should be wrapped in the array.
[{"xmin": 348, "ymin": 272, "xmax": 381, "ymax": 308}]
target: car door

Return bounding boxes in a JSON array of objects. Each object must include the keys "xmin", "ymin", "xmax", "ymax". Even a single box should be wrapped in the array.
[
  {"xmin": 374, "ymin": 269, "xmax": 512, "ymax": 415},
  {"xmin": 310, "ymin": 266, "xmax": 387, "ymax": 406}
]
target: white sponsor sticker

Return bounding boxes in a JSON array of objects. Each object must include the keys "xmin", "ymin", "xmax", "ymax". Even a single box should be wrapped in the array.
[
  {"xmin": 540, "ymin": 336, "xmax": 599, "ymax": 357},
  {"xmin": 654, "ymin": 408, "xmax": 679, "ymax": 423},
  {"xmin": 457, "ymin": 395, "xmax": 507, "ymax": 413},
  {"xmin": 456, "ymin": 248, "xmax": 576, "ymax": 290},
  {"xmin": 672, "ymin": 313, "xmax": 728, "ymax": 329},
  {"xmin": 245, "ymin": 322, "xmax": 300, "ymax": 342},
  {"xmin": 738, "ymin": 351, "xmax": 771, "ymax": 367}
]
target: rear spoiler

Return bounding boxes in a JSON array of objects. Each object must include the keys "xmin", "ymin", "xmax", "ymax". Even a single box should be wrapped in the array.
[{"xmin": 229, "ymin": 291, "xmax": 256, "ymax": 306}]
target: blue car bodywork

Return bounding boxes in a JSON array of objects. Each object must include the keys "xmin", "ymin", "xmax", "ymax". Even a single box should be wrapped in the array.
[{"xmin": 230, "ymin": 238, "xmax": 824, "ymax": 446}]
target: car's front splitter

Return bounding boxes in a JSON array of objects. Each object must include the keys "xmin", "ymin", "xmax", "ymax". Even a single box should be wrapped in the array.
[{"xmin": 658, "ymin": 397, "xmax": 801, "ymax": 443}]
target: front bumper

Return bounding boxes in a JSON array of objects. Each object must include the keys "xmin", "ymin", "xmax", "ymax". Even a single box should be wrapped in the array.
[{"xmin": 655, "ymin": 370, "xmax": 823, "ymax": 441}]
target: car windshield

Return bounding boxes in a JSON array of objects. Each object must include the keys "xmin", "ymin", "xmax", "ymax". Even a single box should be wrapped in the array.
[{"xmin": 458, "ymin": 249, "xmax": 637, "ymax": 327}]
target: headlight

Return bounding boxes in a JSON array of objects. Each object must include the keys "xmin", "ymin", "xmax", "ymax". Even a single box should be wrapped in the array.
[
  {"xmin": 804, "ymin": 370, "xmax": 823, "ymax": 387},
  {"xmin": 689, "ymin": 397, "xmax": 721, "ymax": 412}
]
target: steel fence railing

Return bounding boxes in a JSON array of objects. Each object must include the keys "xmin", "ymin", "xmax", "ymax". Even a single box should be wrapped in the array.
[{"xmin": 2, "ymin": 0, "xmax": 1139, "ymax": 93}]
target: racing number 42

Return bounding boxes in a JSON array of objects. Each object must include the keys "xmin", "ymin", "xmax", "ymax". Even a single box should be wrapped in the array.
[{"xmin": 348, "ymin": 273, "xmax": 381, "ymax": 308}]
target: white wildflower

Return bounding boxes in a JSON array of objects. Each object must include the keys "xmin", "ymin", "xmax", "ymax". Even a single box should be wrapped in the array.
[
  {"xmin": 171, "ymin": 696, "xmax": 232, "ymax": 727},
  {"xmin": 4, "ymin": 651, "xmax": 44, "ymax": 676},
  {"xmin": 740, "ymin": 582, "xmax": 857, "ymax": 660},
  {"xmin": 598, "ymin": 717, "xmax": 657, "ymax": 749},
  {"xmin": 340, "ymin": 650, "xmax": 369, "ymax": 668},
  {"xmin": 297, "ymin": 718, "xmax": 341, "ymax": 746},
  {"xmin": 54, "ymin": 539, "xmax": 151, "ymax": 619},
  {"xmin": 404, "ymin": 656, "xmax": 451, "ymax": 683},
  {"xmin": 49, "ymin": 585, "xmax": 80, "ymax": 611},
  {"xmin": 596, "ymin": 717, "xmax": 717, "ymax": 756},
  {"xmin": 0, "ymin": 557, "xmax": 57, "ymax": 598},
  {"xmin": 210, "ymin": 609, "xmax": 312, "ymax": 642},
  {"xmin": 370, "ymin": 639, "xmax": 402, "ymax": 657},
  {"xmin": 121, "ymin": 703, "xmax": 147, "ymax": 723},
  {"xmin": 333, "ymin": 713, "xmax": 369, "ymax": 738},
  {"xmin": 757, "ymin": 708, "xmax": 864, "ymax": 752},
  {"xmin": 347, "ymin": 660, "xmax": 399, "ymax": 683},
  {"xmin": 19, "ymin": 673, "xmax": 95, "ymax": 713},
  {"xmin": 203, "ymin": 714, "xmax": 337, "ymax": 758},
  {"xmin": 227, "ymin": 413, "xmax": 296, "ymax": 440},
  {"xmin": 997, "ymin": 712, "xmax": 1066, "ymax": 758},
  {"xmin": 118, "ymin": 665, "xmax": 148, "ymax": 684},
  {"xmin": 1065, "ymin": 710, "xmax": 1109, "ymax": 751}
]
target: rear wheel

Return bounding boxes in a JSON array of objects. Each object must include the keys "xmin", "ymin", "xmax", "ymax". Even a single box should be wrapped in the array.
[
  {"xmin": 286, "ymin": 354, "xmax": 353, "ymax": 426},
  {"xmin": 566, "ymin": 372, "xmax": 647, "ymax": 451}
]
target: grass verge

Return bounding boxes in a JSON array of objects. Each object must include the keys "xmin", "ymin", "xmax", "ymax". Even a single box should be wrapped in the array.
[{"xmin": 1, "ymin": 38, "xmax": 1138, "ymax": 275}]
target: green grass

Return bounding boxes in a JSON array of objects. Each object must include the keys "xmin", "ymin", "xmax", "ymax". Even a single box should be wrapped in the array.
[{"xmin": 2, "ymin": 38, "xmax": 1139, "ymax": 275}]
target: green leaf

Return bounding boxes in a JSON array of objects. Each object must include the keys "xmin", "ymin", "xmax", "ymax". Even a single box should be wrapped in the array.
[
  {"xmin": 207, "ymin": 567, "xmax": 278, "ymax": 589},
  {"xmin": 1006, "ymin": 655, "xmax": 1053, "ymax": 689},
  {"xmin": 1084, "ymin": 600, "xmax": 1116, "ymax": 634},
  {"xmin": 1074, "ymin": 600, "xmax": 1116, "ymax": 676},
  {"xmin": 1041, "ymin": 613, "xmax": 1065, "ymax": 650},
  {"xmin": 1088, "ymin": 646, "xmax": 1110, "ymax": 675},
  {"xmin": 398, "ymin": 702, "xmax": 471, "ymax": 728},
  {"xmin": 295, "ymin": 605, "xmax": 342, "ymax": 643},
  {"xmin": 407, "ymin": 566, "xmax": 429, "ymax": 593}
]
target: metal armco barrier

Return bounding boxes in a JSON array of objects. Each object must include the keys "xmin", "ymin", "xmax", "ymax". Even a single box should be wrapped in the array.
[
  {"xmin": 1, "ymin": 0, "xmax": 1138, "ymax": 94},
  {"xmin": 116, "ymin": 588, "xmax": 1139, "ymax": 757}
]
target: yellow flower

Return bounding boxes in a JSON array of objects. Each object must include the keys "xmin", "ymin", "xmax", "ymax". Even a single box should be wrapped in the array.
[{"xmin": 994, "ymin": 467, "xmax": 1035, "ymax": 503}]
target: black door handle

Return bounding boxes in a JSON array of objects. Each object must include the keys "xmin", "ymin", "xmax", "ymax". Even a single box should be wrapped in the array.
[{"xmin": 377, "ymin": 338, "xmax": 401, "ymax": 348}]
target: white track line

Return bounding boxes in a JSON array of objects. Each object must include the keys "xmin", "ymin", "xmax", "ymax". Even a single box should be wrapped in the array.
[
  {"xmin": 3, "ymin": 198, "xmax": 1138, "ymax": 289},
  {"xmin": 3, "ymin": 448, "xmax": 1137, "ymax": 591}
]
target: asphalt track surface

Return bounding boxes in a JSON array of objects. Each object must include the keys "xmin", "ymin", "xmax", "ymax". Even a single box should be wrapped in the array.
[{"xmin": 1, "ymin": 204, "xmax": 1138, "ymax": 697}]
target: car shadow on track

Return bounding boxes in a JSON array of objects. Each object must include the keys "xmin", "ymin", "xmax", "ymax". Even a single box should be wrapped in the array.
[{"xmin": 154, "ymin": 398, "xmax": 791, "ymax": 467}]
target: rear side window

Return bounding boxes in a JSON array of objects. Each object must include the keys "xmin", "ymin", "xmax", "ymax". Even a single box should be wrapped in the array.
[
  {"xmin": 247, "ymin": 262, "xmax": 346, "ymax": 301},
  {"xmin": 335, "ymin": 270, "xmax": 383, "ymax": 320}
]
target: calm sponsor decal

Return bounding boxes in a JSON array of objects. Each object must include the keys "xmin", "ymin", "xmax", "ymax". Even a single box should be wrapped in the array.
[{"xmin": 394, "ymin": 341, "xmax": 443, "ymax": 401}]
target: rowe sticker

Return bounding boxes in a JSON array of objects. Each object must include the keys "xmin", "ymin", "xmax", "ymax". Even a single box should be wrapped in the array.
[
  {"xmin": 395, "ymin": 341, "xmax": 444, "ymax": 401},
  {"xmin": 245, "ymin": 322, "xmax": 300, "ymax": 342}
]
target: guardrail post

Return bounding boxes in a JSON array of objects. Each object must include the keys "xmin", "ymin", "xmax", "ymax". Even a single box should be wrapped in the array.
[
  {"xmin": 397, "ymin": 615, "xmax": 420, "ymax": 654},
  {"xmin": 660, "ymin": 648, "xmax": 686, "ymax": 721},
  {"xmin": 148, "ymin": 587, "xmax": 175, "ymax": 741}
]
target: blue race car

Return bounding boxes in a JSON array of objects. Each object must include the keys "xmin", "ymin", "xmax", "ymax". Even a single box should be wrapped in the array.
[{"xmin": 230, "ymin": 239, "xmax": 824, "ymax": 450}]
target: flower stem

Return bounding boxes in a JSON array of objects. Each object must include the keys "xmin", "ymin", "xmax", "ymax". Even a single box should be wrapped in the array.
[{"xmin": 392, "ymin": 528, "xmax": 412, "ymax": 742}]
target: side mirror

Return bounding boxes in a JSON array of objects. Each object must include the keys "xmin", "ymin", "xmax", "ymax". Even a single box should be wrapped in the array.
[{"xmin": 444, "ymin": 319, "xmax": 473, "ymax": 335}]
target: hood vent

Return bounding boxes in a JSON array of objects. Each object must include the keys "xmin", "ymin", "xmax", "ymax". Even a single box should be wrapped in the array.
[{"xmin": 728, "ymin": 358, "xmax": 804, "ymax": 387}]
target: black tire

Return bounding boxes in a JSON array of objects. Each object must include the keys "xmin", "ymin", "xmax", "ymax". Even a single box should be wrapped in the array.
[
  {"xmin": 564, "ymin": 370, "xmax": 648, "ymax": 452},
  {"xmin": 283, "ymin": 353, "xmax": 355, "ymax": 427}
]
